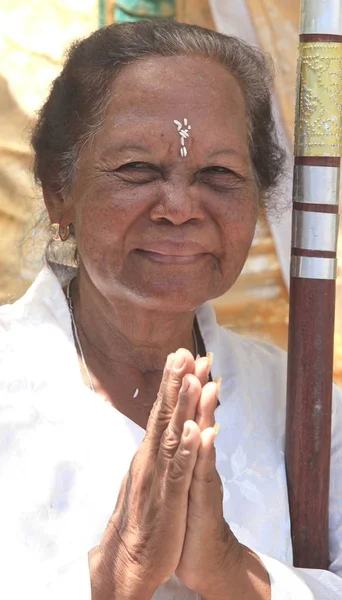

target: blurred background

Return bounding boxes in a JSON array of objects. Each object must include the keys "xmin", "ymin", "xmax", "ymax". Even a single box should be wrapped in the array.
[{"xmin": 0, "ymin": 0, "xmax": 341, "ymax": 385}]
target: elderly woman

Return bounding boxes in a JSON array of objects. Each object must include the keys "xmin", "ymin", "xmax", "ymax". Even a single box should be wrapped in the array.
[{"xmin": 0, "ymin": 19, "xmax": 341, "ymax": 600}]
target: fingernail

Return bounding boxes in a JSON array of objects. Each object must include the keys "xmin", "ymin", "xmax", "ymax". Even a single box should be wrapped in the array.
[
  {"xmin": 196, "ymin": 354, "xmax": 201, "ymax": 361},
  {"xmin": 166, "ymin": 353, "xmax": 175, "ymax": 369},
  {"xmin": 183, "ymin": 423, "xmax": 192, "ymax": 438},
  {"xmin": 213, "ymin": 423, "xmax": 220, "ymax": 438},
  {"xmin": 181, "ymin": 377, "xmax": 190, "ymax": 393},
  {"xmin": 173, "ymin": 351, "xmax": 186, "ymax": 371},
  {"xmin": 214, "ymin": 376, "xmax": 222, "ymax": 396},
  {"xmin": 207, "ymin": 352, "xmax": 214, "ymax": 369}
]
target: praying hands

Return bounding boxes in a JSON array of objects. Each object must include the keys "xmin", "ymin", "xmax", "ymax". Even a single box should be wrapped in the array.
[{"xmin": 89, "ymin": 349, "xmax": 270, "ymax": 600}]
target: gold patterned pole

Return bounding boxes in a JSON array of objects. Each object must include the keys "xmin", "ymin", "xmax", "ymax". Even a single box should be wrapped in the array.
[{"xmin": 285, "ymin": 0, "xmax": 342, "ymax": 568}]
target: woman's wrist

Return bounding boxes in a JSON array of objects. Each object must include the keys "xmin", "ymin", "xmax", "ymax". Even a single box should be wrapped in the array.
[
  {"xmin": 233, "ymin": 545, "xmax": 271, "ymax": 600},
  {"xmin": 203, "ymin": 544, "xmax": 271, "ymax": 600},
  {"xmin": 89, "ymin": 545, "xmax": 154, "ymax": 600},
  {"xmin": 89, "ymin": 546, "xmax": 115, "ymax": 600}
]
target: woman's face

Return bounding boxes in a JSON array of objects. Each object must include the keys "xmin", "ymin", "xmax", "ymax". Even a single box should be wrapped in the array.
[{"xmin": 63, "ymin": 55, "xmax": 259, "ymax": 311}]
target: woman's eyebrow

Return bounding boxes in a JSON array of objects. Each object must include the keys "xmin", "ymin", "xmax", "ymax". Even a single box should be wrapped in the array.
[
  {"xmin": 100, "ymin": 143, "xmax": 151, "ymax": 158},
  {"xmin": 206, "ymin": 147, "xmax": 244, "ymax": 159}
]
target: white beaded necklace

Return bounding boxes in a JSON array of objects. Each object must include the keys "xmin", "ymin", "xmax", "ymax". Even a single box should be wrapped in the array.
[{"xmin": 66, "ymin": 279, "xmax": 199, "ymax": 397}]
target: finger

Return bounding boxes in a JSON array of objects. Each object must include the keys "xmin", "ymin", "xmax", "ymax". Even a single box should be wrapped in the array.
[
  {"xmin": 145, "ymin": 348, "xmax": 195, "ymax": 448},
  {"xmin": 166, "ymin": 374, "xmax": 202, "ymax": 440},
  {"xmin": 144, "ymin": 352, "xmax": 174, "ymax": 438},
  {"xmin": 163, "ymin": 420, "xmax": 201, "ymax": 502},
  {"xmin": 195, "ymin": 380, "xmax": 219, "ymax": 431},
  {"xmin": 194, "ymin": 356, "xmax": 210, "ymax": 387},
  {"xmin": 190, "ymin": 426, "xmax": 223, "ymax": 516},
  {"xmin": 194, "ymin": 427, "xmax": 217, "ymax": 482},
  {"xmin": 157, "ymin": 374, "xmax": 201, "ymax": 464},
  {"xmin": 195, "ymin": 426, "xmax": 218, "ymax": 471}
]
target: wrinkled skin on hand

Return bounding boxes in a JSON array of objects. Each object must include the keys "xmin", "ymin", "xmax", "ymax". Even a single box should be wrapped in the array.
[{"xmin": 90, "ymin": 348, "xmax": 243, "ymax": 600}]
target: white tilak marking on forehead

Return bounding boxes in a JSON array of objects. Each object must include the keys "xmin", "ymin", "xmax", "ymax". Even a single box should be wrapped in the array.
[{"xmin": 173, "ymin": 118, "xmax": 191, "ymax": 158}]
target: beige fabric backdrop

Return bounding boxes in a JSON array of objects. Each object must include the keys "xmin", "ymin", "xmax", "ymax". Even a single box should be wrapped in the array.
[{"xmin": 0, "ymin": 0, "xmax": 97, "ymax": 301}]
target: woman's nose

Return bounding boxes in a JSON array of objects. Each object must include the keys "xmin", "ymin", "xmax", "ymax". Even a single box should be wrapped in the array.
[{"xmin": 150, "ymin": 182, "xmax": 205, "ymax": 225}]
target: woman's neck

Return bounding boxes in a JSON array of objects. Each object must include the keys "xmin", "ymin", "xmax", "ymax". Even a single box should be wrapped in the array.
[
  {"xmin": 69, "ymin": 273, "xmax": 197, "ymax": 376},
  {"xmin": 65, "ymin": 270, "xmax": 201, "ymax": 429}
]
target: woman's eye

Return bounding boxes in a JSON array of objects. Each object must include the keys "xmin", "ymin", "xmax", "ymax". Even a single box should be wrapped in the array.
[
  {"xmin": 119, "ymin": 162, "xmax": 149, "ymax": 170},
  {"xmin": 115, "ymin": 162, "xmax": 160, "ymax": 182},
  {"xmin": 117, "ymin": 162, "xmax": 160, "ymax": 173},
  {"xmin": 206, "ymin": 166, "xmax": 231, "ymax": 174},
  {"xmin": 198, "ymin": 166, "xmax": 243, "ymax": 190}
]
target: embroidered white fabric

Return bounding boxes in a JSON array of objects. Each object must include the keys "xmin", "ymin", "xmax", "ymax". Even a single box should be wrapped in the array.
[{"xmin": 0, "ymin": 265, "xmax": 342, "ymax": 599}]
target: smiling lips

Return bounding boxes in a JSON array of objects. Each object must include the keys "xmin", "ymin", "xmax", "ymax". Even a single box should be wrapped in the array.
[{"xmin": 136, "ymin": 241, "xmax": 210, "ymax": 264}]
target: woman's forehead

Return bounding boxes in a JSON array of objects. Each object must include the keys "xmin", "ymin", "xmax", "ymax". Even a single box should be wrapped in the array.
[
  {"xmin": 96, "ymin": 56, "xmax": 250, "ymax": 160},
  {"xmin": 109, "ymin": 55, "xmax": 246, "ymax": 120}
]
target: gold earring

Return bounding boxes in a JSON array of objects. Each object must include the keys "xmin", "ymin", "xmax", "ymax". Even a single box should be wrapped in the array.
[{"xmin": 51, "ymin": 223, "xmax": 70, "ymax": 242}]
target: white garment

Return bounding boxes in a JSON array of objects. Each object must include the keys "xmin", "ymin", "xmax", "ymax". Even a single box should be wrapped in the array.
[{"xmin": 0, "ymin": 266, "xmax": 342, "ymax": 600}]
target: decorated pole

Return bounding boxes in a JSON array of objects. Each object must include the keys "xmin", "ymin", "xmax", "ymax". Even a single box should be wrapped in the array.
[{"xmin": 285, "ymin": 0, "xmax": 342, "ymax": 568}]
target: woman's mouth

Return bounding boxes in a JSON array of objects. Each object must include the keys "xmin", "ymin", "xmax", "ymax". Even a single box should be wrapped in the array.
[
  {"xmin": 136, "ymin": 249, "xmax": 207, "ymax": 264},
  {"xmin": 135, "ymin": 241, "xmax": 210, "ymax": 265}
]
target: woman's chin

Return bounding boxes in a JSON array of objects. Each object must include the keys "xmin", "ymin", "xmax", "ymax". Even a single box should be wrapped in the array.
[
  {"xmin": 122, "ymin": 283, "xmax": 220, "ymax": 313},
  {"xmin": 97, "ymin": 269, "xmax": 227, "ymax": 312}
]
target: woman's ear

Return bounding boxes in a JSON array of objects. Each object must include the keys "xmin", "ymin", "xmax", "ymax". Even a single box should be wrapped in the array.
[{"xmin": 42, "ymin": 184, "xmax": 73, "ymax": 227}]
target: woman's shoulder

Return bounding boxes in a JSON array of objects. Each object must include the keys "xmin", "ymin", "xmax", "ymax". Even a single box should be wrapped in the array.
[
  {"xmin": 197, "ymin": 302, "xmax": 287, "ymax": 387},
  {"xmin": 0, "ymin": 266, "xmax": 74, "ymax": 390},
  {"xmin": 0, "ymin": 265, "xmax": 72, "ymax": 332},
  {"xmin": 201, "ymin": 305, "xmax": 342, "ymax": 433},
  {"xmin": 219, "ymin": 324, "xmax": 287, "ymax": 367}
]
